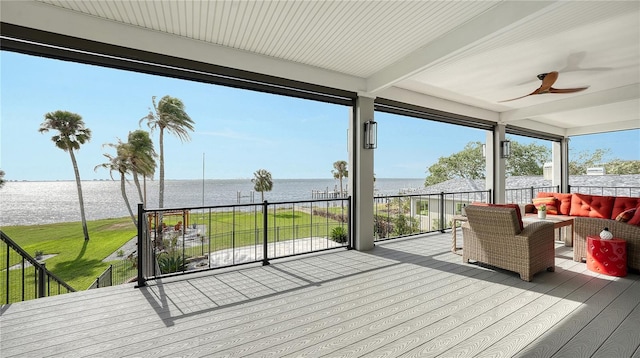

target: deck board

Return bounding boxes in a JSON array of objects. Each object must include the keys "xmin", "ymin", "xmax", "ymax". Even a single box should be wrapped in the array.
[{"xmin": 1, "ymin": 232, "xmax": 639, "ymax": 357}]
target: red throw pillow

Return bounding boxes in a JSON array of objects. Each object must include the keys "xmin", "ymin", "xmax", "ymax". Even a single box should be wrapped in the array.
[
  {"xmin": 611, "ymin": 196, "xmax": 640, "ymax": 219},
  {"xmin": 532, "ymin": 197, "xmax": 558, "ymax": 215},
  {"xmin": 628, "ymin": 204, "xmax": 640, "ymax": 226},
  {"xmin": 535, "ymin": 192, "xmax": 572, "ymax": 215},
  {"xmin": 616, "ymin": 208, "xmax": 636, "ymax": 223}
]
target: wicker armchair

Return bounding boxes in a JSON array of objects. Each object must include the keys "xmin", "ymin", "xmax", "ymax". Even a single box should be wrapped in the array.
[{"xmin": 462, "ymin": 205, "xmax": 556, "ymax": 282}]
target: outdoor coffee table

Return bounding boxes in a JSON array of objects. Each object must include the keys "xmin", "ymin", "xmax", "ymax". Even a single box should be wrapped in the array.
[{"xmin": 523, "ymin": 215, "xmax": 574, "ymax": 247}]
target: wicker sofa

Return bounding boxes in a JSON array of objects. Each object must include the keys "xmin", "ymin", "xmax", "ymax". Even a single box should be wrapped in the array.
[
  {"xmin": 531, "ymin": 192, "xmax": 640, "ymax": 272},
  {"xmin": 462, "ymin": 205, "xmax": 556, "ymax": 282}
]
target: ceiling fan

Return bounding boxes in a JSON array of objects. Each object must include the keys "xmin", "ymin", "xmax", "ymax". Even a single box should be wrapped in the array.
[{"xmin": 500, "ymin": 71, "xmax": 589, "ymax": 102}]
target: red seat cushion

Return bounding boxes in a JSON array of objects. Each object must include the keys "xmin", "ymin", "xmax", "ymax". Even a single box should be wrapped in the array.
[
  {"xmin": 472, "ymin": 202, "xmax": 524, "ymax": 231},
  {"xmin": 532, "ymin": 197, "xmax": 559, "ymax": 215},
  {"xmin": 611, "ymin": 196, "xmax": 640, "ymax": 220},
  {"xmin": 569, "ymin": 193, "xmax": 615, "ymax": 219}
]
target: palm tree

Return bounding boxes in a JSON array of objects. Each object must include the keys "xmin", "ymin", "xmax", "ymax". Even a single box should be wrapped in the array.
[
  {"xmin": 95, "ymin": 142, "xmax": 137, "ymax": 226},
  {"xmin": 126, "ymin": 130, "xmax": 156, "ymax": 204},
  {"xmin": 140, "ymin": 95, "xmax": 194, "ymax": 208},
  {"xmin": 252, "ymin": 169, "xmax": 273, "ymax": 202},
  {"xmin": 332, "ymin": 160, "xmax": 348, "ymax": 197},
  {"xmin": 39, "ymin": 110, "xmax": 92, "ymax": 241}
]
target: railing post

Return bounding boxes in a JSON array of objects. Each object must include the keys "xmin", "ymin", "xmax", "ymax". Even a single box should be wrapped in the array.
[
  {"xmin": 347, "ymin": 198, "xmax": 353, "ymax": 250},
  {"xmin": 38, "ymin": 263, "xmax": 46, "ymax": 298},
  {"xmin": 136, "ymin": 203, "xmax": 146, "ymax": 287},
  {"xmin": 262, "ymin": 201, "xmax": 270, "ymax": 266},
  {"xmin": 439, "ymin": 192, "xmax": 445, "ymax": 233},
  {"xmin": 530, "ymin": 186, "xmax": 535, "ymax": 203}
]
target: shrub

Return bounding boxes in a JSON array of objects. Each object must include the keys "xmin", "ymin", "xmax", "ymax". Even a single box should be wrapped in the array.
[
  {"xmin": 157, "ymin": 253, "xmax": 187, "ymax": 274},
  {"xmin": 393, "ymin": 214, "xmax": 418, "ymax": 236},
  {"xmin": 330, "ymin": 226, "xmax": 348, "ymax": 243}
]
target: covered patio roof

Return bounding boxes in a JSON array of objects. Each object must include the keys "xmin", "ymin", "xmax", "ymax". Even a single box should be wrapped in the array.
[{"xmin": 1, "ymin": 1, "xmax": 639, "ymax": 137}]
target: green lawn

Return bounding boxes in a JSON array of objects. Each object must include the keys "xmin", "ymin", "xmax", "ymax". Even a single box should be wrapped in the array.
[
  {"xmin": 2, "ymin": 218, "xmax": 137, "ymax": 291},
  {"xmin": 2, "ymin": 208, "xmax": 346, "ymax": 296}
]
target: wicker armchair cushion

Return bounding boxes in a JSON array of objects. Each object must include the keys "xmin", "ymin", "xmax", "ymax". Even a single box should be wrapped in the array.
[{"xmin": 471, "ymin": 202, "xmax": 524, "ymax": 230}]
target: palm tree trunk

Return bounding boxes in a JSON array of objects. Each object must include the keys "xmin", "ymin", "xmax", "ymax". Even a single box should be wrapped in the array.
[
  {"xmin": 121, "ymin": 173, "xmax": 137, "ymax": 227},
  {"xmin": 69, "ymin": 149, "xmax": 90, "ymax": 241},
  {"xmin": 159, "ymin": 129, "xmax": 165, "ymax": 208},
  {"xmin": 132, "ymin": 171, "xmax": 144, "ymax": 203}
]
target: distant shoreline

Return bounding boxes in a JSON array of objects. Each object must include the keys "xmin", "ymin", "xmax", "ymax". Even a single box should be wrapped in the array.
[{"xmin": 3, "ymin": 177, "xmax": 425, "ymax": 183}]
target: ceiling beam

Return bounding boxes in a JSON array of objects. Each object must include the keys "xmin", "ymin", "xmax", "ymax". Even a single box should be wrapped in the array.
[
  {"xmin": 566, "ymin": 119, "xmax": 640, "ymax": 137},
  {"xmin": 365, "ymin": 1, "xmax": 556, "ymax": 94},
  {"xmin": 499, "ymin": 84, "xmax": 640, "ymax": 122}
]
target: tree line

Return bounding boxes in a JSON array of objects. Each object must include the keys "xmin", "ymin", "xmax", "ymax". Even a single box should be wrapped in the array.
[{"xmin": 424, "ymin": 140, "xmax": 640, "ymax": 186}]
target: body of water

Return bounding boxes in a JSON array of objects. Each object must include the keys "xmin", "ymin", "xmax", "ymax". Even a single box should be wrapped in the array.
[{"xmin": 0, "ymin": 178, "xmax": 425, "ymax": 226}]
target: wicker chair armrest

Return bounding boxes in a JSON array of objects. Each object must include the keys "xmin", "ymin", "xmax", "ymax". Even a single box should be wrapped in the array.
[{"xmin": 517, "ymin": 221, "xmax": 555, "ymax": 241}]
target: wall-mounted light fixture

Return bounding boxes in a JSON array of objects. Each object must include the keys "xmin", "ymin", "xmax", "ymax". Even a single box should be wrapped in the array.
[
  {"xmin": 501, "ymin": 140, "xmax": 511, "ymax": 158},
  {"xmin": 364, "ymin": 120, "xmax": 377, "ymax": 149}
]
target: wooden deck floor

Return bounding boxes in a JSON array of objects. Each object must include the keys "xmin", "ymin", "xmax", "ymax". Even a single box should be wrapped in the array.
[{"xmin": 2, "ymin": 231, "xmax": 640, "ymax": 357}]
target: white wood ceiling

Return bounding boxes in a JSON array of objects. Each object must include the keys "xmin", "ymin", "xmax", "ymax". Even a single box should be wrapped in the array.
[{"xmin": 2, "ymin": 0, "xmax": 639, "ymax": 137}]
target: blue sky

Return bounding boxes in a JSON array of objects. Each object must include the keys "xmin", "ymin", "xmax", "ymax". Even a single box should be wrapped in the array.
[{"xmin": 1, "ymin": 51, "xmax": 638, "ymax": 181}]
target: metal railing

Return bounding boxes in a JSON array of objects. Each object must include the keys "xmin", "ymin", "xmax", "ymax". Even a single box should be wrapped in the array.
[
  {"xmin": 136, "ymin": 197, "xmax": 350, "ymax": 286},
  {"xmin": 373, "ymin": 190, "xmax": 491, "ymax": 241},
  {"xmin": 569, "ymin": 185, "xmax": 640, "ymax": 197},
  {"xmin": 1, "ymin": 231, "xmax": 75, "ymax": 304},
  {"xmin": 505, "ymin": 186, "xmax": 559, "ymax": 204},
  {"xmin": 88, "ymin": 265, "xmax": 112, "ymax": 289}
]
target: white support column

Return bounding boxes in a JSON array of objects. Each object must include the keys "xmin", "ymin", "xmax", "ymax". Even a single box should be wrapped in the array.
[
  {"xmin": 348, "ymin": 95, "xmax": 375, "ymax": 251},
  {"xmin": 485, "ymin": 131, "xmax": 495, "ymax": 202},
  {"xmin": 560, "ymin": 137, "xmax": 570, "ymax": 192},
  {"xmin": 493, "ymin": 124, "xmax": 507, "ymax": 203},
  {"xmin": 552, "ymin": 140, "xmax": 562, "ymax": 191}
]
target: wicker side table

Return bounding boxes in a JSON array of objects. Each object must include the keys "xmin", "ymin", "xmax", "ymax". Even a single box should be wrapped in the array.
[{"xmin": 586, "ymin": 236, "xmax": 627, "ymax": 277}]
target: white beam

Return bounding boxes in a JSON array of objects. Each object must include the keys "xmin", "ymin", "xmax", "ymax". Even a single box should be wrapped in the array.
[
  {"xmin": 566, "ymin": 119, "xmax": 640, "ymax": 136},
  {"xmin": 500, "ymin": 84, "xmax": 640, "ymax": 122},
  {"xmin": 365, "ymin": 1, "xmax": 556, "ymax": 93},
  {"xmin": 377, "ymin": 87, "xmax": 499, "ymax": 122}
]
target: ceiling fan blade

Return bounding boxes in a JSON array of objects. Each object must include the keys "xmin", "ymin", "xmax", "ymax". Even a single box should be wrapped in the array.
[
  {"xmin": 548, "ymin": 86, "xmax": 590, "ymax": 94},
  {"xmin": 539, "ymin": 71, "xmax": 559, "ymax": 92},
  {"xmin": 499, "ymin": 85, "xmax": 545, "ymax": 103},
  {"xmin": 498, "ymin": 93, "xmax": 535, "ymax": 103},
  {"xmin": 499, "ymin": 71, "xmax": 588, "ymax": 102}
]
